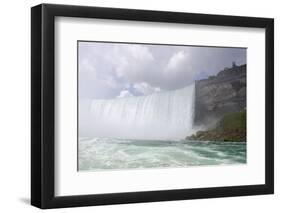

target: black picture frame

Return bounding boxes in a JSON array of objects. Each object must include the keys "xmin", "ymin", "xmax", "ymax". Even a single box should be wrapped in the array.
[{"xmin": 31, "ymin": 3, "xmax": 274, "ymax": 209}]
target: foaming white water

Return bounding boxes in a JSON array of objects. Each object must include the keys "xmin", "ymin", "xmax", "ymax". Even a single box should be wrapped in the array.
[
  {"xmin": 78, "ymin": 137, "xmax": 246, "ymax": 171},
  {"xmin": 84, "ymin": 84, "xmax": 195, "ymax": 140}
]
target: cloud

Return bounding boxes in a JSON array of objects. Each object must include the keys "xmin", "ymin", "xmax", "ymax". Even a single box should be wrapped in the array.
[
  {"xmin": 117, "ymin": 90, "xmax": 134, "ymax": 98},
  {"xmin": 80, "ymin": 58, "xmax": 96, "ymax": 74},
  {"xmin": 102, "ymin": 45, "xmax": 197, "ymax": 91},
  {"xmin": 133, "ymin": 82, "xmax": 161, "ymax": 95},
  {"xmin": 166, "ymin": 51, "xmax": 188, "ymax": 71},
  {"xmin": 78, "ymin": 42, "xmax": 246, "ymax": 99},
  {"xmin": 163, "ymin": 50, "xmax": 196, "ymax": 88},
  {"xmin": 79, "ymin": 51, "xmax": 123, "ymax": 99},
  {"xmin": 107, "ymin": 44, "xmax": 155, "ymax": 82}
]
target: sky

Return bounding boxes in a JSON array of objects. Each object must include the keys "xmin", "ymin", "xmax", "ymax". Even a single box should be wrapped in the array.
[{"xmin": 78, "ymin": 41, "xmax": 246, "ymax": 100}]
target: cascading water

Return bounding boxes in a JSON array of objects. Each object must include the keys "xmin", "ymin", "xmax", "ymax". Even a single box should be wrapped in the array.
[
  {"xmin": 83, "ymin": 84, "xmax": 195, "ymax": 140},
  {"xmin": 78, "ymin": 83, "xmax": 247, "ymax": 171}
]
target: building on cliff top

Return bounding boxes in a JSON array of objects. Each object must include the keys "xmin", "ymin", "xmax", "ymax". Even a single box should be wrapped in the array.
[{"xmin": 217, "ymin": 62, "xmax": 246, "ymax": 78}]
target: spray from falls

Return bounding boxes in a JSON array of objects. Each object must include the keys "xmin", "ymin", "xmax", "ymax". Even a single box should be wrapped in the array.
[{"xmin": 81, "ymin": 84, "xmax": 195, "ymax": 140}]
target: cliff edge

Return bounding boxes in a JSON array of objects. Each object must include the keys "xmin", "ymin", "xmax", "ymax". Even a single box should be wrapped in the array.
[{"xmin": 194, "ymin": 63, "xmax": 246, "ymax": 126}]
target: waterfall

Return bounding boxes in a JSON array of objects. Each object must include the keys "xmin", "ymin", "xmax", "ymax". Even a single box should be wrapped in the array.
[{"xmin": 82, "ymin": 84, "xmax": 195, "ymax": 140}]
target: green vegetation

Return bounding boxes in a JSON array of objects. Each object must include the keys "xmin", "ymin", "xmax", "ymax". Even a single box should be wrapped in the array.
[
  {"xmin": 187, "ymin": 110, "xmax": 246, "ymax": 142},
  {"xmin": 217, "ymin": 110, "xmax": 246, "ymax": 132}
]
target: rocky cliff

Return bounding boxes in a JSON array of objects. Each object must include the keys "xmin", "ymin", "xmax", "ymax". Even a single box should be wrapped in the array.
[{"xmin": 194, "ymin": 63, "xmax": 246, "ymax": 126}]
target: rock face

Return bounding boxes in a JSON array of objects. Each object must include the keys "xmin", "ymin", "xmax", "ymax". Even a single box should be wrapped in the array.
[{"xmin": 194, "ymin": 64, "xmax": 246, "ymax": 126}]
